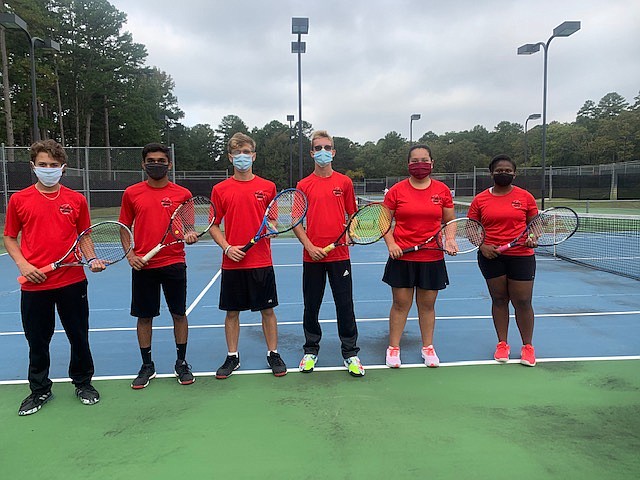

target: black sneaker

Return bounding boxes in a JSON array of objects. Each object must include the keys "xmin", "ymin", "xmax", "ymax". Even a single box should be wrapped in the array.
[
  {"xmin": 75, "ymin": 384, "xmax": 100, "ymax": 405},
  {"xmin": 18, "ymin": 391, "xmax": 53, "ymax": 416},
  {"xmin": 175, "ymin": 359, "xmax": 195, "ymax": 385},
  {"xmin": 131, "ymin": 362, "xmax": 156, "ymax": 389},
  {"xmin": 267, "ymin": 352, "xmax": 288, "ymax": 377},
  {"xmin": 215, "ymin": 355, "xmax": 240, "ymax": 379}
]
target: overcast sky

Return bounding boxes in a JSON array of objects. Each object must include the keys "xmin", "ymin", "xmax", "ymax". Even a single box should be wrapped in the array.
[{"xmin": 109, "ymin": 0, "xmax": 639, "ymax": 144}]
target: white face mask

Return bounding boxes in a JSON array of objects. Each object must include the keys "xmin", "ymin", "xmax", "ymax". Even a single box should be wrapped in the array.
[{"xmin": 33, "ymin": 165, "xmax": 65, "ymax": 187}]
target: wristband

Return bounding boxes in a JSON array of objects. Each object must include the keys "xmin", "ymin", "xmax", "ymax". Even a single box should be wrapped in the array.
[
  {"xmin": 87, "ymin": 257, "xmax": 97, "ymax": 265},
  {"xmin": 224, "ymin": 245, "xmax": 231, "ymax": 256}
]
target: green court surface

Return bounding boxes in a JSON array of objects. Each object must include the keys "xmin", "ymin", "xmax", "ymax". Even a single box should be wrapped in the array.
[{"xmin": 1, "ymin": 360, "xmax": 639, "ymax": 479}]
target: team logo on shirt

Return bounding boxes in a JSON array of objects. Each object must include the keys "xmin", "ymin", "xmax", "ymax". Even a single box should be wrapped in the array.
[
  {"xmin": 332, "ymin": 187, "xmax": 344, "ymax": 197},
  {"xmin": 59, "ymin": 204, "xmax": 73, "ymax": 215},
  {"xmin": 254, "ymin": 190, "xmax": 266, "ymax": 201},
  {"xmin": 431, "ymin": 195, "xmax": 442, "ymax": 205},
  {"xmin": 511, "ymin": 200, "xmax": 523, "ymax": 209},
  {"xmin": 161, "ymin": 197, "xmax": 173, "ymax": 208}
]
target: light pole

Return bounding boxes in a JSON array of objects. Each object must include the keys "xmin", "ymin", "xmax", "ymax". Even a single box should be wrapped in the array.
[
  {"xmin": 287, "ymin": 114, "xmax": 295, "ymax": 187},
  {"xmin": 524, "ymin": 113, "xmax": 541, "ymax": 166},
  {"xmin": 0, "ymin": 12, "xmax": 61, "ymax": 142},
  {"xmin": 291, "ymin": 17, "xmax": 308, "ymax": 182},
  {"xmin": 410, "ymin": 113, "xmax": 421, "ymax": 144},
  {"xmin": 518, "ymin": 21, "xmax": 580, "ymax": 209}
]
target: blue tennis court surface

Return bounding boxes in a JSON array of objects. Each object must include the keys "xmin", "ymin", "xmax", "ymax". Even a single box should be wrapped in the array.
[{"xmin": 1, "ymin": 239, "xmax": 638, "ymax": 383}]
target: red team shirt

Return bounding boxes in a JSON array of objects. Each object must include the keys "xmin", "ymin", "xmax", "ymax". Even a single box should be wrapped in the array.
[
  {"xmin": 467, "ymin": 186, "xmax": 538, "ymax": 257},
  {"xmin": 383, "ymin": 178, "xmax": 454, "ymax": 262},
  {"xmin": 211, "ymin": 176, "xmax": 277, "ymax": 270},
  {"xmin": 296, "ymin": 171, "xmax": 358, "ymax": 263},
  {"xmin": 4, "ymin": 185, "xmax": 91, "ymax": 291},
  {"xmin": 119, "ymin": 181, "xmax": 192, "ymax": 269}
]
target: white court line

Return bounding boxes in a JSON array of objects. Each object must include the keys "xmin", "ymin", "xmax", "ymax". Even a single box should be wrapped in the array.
[
  {"xmin": 185, "ymin": 268, "xmax": 221, "ymax": 316},
  {"xmin": 0, "ymin": 355, "xmax": 638, "ymax": 386},
  {"xmin": 1, "ymin": 310, "xmax": 639, "ymax": 336}
]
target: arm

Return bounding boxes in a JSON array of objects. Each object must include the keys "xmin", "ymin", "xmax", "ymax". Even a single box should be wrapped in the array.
[
  {"xmin": 381, "ymin": 210, "xmax": 402, "ymax": 259},
  {"xmin": 209, "ymin": 224, "xmax": 245, "ymax": 263},
  {"xmin": 292, "ymin": 224, "xmax": 327, "ymax": 262},
  {"xmin": 3, "ymin": 235, "xmax": 47, "ymax": 284}
]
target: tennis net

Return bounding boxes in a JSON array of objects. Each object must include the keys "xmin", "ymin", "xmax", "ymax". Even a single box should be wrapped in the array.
[{"xmin": 454, "ymin": 201, "xmax": 640, "ymax": 280}]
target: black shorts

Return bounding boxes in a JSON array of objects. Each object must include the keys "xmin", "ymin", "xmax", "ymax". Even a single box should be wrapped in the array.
[
  {"xmin": 477, "ymin": 253, "xmax": 536, "ymax": 281},
  {"xmin": 219, "ymin": 267, "xmax": 278, "ymax": 312},
  {"xmin": 382, "ymin": 258, "xmax": 449, "ymax": 290},
  {"xmin": 131, "ymin": 263, "xmax": 187, "ymax": 318}
]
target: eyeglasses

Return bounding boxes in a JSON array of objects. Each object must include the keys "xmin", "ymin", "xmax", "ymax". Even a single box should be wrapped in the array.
[
  {"xmin": 313, "ymin": 145, "xmax": 333, "ymax": 152},
  {"xmin": 231, "ymin": 149, "xmax": 254, "ymax": 155}
]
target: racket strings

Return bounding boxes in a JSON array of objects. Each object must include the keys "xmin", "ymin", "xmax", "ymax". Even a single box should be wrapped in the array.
[
  {"xmin": 438, "ymin": 218, "xmax": 485, "ymax": 253},
  {"xmin": 348, "ymin": 204, "xmax": 392, "ymax": 245},
  {"xmin": 77, "ymin": 223, "xmax": 132, "ymax": 264},
  {"xmin": 265, "ymin": 190, "xmax": 307, "ymax": 233},
  {"xmin": 173, "ymin": 197, "xmax": 216, "ymax": 237},
  {"xmin": 534, "ymin": 210, "xmax": 579, "ymax": 245}
]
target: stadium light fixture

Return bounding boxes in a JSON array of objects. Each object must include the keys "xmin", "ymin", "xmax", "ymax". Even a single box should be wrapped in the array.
[
  {"xmin": 524, "ymin": 113, "xmax": 541, "ymax": 166},
  {"xmin": 291, "ymin": 17, "xmax": 309, "ymax": 181},
  {"xmin": 410, "ymin": 113, "xmax": 421, "ymax": 144}
]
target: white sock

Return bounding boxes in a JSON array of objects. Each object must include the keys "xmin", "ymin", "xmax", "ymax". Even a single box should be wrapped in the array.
[{"xmin": 228, "ymin": 352, "xmax": 238, "ymax": 357}]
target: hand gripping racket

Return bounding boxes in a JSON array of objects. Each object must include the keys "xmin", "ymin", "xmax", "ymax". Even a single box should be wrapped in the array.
[
  {"xmin": 240, "ymin": 188, "xmax": 308, "ymax": 252},
  {"xmin": 323, "ymin": 202, "xmax": 392, "ymax": 253},
  {"xmin": 401, "ymin": 217, "xmax": 486, "ymax": 255},
  {"xmin": 142, "ymin": 196, "xmax": 216, "ymax": 262},
  {"xmin": 17, "ymin": 221, "xmax": 134, "ymax": 284},
  {"xmin": 497, "ymin": 206, "xmax": 578, "ymax": 253}
]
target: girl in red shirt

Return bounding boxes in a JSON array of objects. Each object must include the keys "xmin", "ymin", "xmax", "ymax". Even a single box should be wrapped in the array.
[
  {"xmin": 467, "ymin": 154, "xmax": 539, "ymax": 366},
  {"xmin": 382, "ymin": 145, "xmax": 455, "ymax": 369}
]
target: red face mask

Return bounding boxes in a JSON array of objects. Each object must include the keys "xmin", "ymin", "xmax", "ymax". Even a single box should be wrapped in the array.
[{"xmin": 409, "ymin": 162, "xmax": 432, "ymax": 179}]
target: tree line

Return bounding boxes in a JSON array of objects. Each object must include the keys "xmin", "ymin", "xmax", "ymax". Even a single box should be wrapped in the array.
[{"xmin": 1, "ymin": 1, "xmax": 639, "ymax": 190}]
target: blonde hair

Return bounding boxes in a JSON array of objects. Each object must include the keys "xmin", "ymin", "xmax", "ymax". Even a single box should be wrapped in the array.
[
  {"xmin": 310, "ymin": 130, "xmax": 333, "ymax": 148},
  {"xmin": 228, "ymin": 132, "xmax": 256, "ymax": 153},
  {"xmin": 29, "ymin": 139, "xmax": 67, "ymax": 163}
]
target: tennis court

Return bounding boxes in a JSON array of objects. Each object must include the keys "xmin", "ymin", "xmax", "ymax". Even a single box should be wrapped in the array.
[{"xmin": 1, "ymin": 237, "xmax": 639, "ymax": 478}]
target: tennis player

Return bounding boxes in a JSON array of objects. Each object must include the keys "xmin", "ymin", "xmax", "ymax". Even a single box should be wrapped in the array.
[
  {"xmin": 382, "ymin": 144, "xmax": 455, "ymax": 369},
  {"xmin": 209, "ymin": 132, "xmax": 287, "ymax": 378},
  {"xmin": 292, "ymin": 130, "xmax": 364, "ymax": 377},
  {"xmin": 119, "ymin": 143, "xmax": 197, "ymax": 388},
  {"xmin": 4, "ymin": 140, "xmax": 102, "ymax": 415},
  {"xmin": 467, "ymin": 154, "xmax": 539, "ymax": 366}
]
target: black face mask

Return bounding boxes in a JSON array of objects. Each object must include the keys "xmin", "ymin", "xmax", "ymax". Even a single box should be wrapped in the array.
[
  {"xmin": 493, "ymin": 173, "xmax": 515, "ymax": 187},
  {"xmin": 144, "ymin": 163, "xmax": 169, "ymax": 180}
]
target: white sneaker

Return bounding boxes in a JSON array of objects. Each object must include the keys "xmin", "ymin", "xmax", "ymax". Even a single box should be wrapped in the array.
[
  {"xmin": 421, "ymin": 345, "xmax": 440, "ymax": 368},
  {"xmin": 385, "ymin": 346, "xmax": 401, "ymax": 368}
]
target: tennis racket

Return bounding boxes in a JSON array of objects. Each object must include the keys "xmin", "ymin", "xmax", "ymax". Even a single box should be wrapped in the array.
[
  {"xmin": 142, "ymin": 195, "xmax": 216, "ymax": 262},
  {"xmin": 401, "ymin": 217, "xmax": 486, "ymax": 255},
  {"xmin": 240, "ymin": 188, "xmax": 308, "ymax": 252},
  {"xmin": 323, "ymin": 202, "xmax": 392, "ymax": 253},
  {"xmin": 17, "ymin": 221, "xmax": 134, "ymax": 284},
  {"xmin": 497, "ymin": 206, "xmax": 579, "ymax": 253}
]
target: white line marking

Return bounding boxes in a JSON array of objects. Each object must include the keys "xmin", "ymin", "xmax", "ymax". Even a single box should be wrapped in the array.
[
  {"xmin": 186, "ymin": 269, "xmax": 221, "ymax": 316},
  {"xmin": 1, "ymin": 310, "xmax": 638, "ymax": 336},
  {"xmin": 0, "ymin": 355, "xmax": 638, "ymax": 385}
]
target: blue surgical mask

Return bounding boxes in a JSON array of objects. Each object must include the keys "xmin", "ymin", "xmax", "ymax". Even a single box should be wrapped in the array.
[
  {"xmin": 232, "ymin": 153, "xmax": 253, "ymax": 172},
  {"xmin": 33, "ymin": 165, "xmax": 65, "ymax": 187},
  {"xmin": 314, "ymin": 149, "xmax": 333, "ymax": 167}
]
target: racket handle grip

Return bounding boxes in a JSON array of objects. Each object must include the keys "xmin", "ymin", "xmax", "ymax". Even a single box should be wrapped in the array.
[
  {"xmin": 142, "ymin": 245, "xmax": 162, "ymax": 262},
  {"xmin": 323, "ymin": 244, "xmax": 336, "ymax": 254},
  {"xmin": 496, "ymin": 244, "xmax": 511, "ymax": 253},
  {"xmin": 240, "ymin": 241, "xmax": 255, "ymax": 253},
  {"xmin": 401, "ymin": 246, "xmax": 418, "ymax": 255},
  {"xmin": 17, "ymin": 263, "xmax": 55, "ymax": 284}
]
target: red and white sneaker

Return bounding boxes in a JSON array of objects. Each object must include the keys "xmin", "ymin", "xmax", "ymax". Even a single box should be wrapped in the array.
[
  {"xmin": 494, "ymin": 341, "xmax": 510, "ymax": 363},
  {"xmin": 520, "ymin": 344, "xmax": 536, "ymax": 367},
  {"xmin": 421, "ymin": 345, "xmax": 439, "ymax": 368},
  {"xmin": 385, "ymin": 346, "xmax": 401, "ymax": 368}
]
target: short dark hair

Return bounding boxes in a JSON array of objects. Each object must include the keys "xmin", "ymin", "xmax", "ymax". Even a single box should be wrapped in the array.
[
  {"xmin": 30, "ymin": 139, "xmax": 67, "ymax": 163},
  {"xmin": 488, "ymin": 154, "xmax": 516, "ymax": 172},
  {"xmin": 142, "ymin": 142, "xmax": 170, "ymax": 161},
  {"xmin": 407, "ymin": 144, "xmax": 433, "ymax": 162}
]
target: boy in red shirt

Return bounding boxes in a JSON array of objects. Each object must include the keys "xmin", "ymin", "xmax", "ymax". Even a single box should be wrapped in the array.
[
  {"xmin": 293, "ymin": 130, "xmax": 364, "ymax": 377},
  {"xmin": 209, "ymin": 133, "xmax": 287, "ymax": 378},
  {"xmin": 119, "ymin": 143, "xmax": 197, "ymax": 388},
  {"xmin": 4, "ymin": 140, "xmax": 103, "ymax": 415}
]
